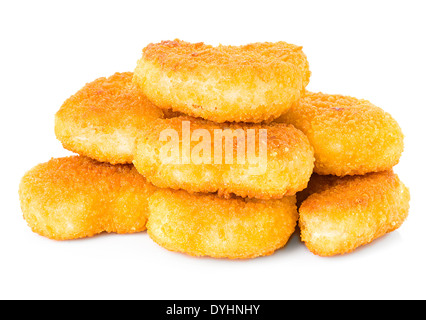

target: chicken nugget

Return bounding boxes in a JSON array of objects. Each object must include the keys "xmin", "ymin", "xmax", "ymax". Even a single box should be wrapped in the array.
[
  {"xmin": 278, "ymin": 92, "xmax": 404, "ymax": 176},
  {"xmin": 134, "ymin": 39, "xmax": 310, "ymax": 123},
  {"xmin": 55, "ymin": 72, "xmax": 164, "ymax": 164},
  {"xmin": 147, "ymin": 189, "xmax": 298, "ymax": 259},
  {"xmin": 133, "ymin": 116, "xmax": 314, "ymax": 199},
  {"xmin": 298, "ymin": 171, "xmax": 410, "ymax": 256},
  {"xmin": 19, "ymin": 156, "xmax": 155, "ymax": 240}
]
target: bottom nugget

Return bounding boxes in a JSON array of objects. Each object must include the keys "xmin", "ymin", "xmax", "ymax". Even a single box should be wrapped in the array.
[
  {"xmin": 19, "ymin": 156, "xmax": 155, "ymax": 240},
  {"xmin": 298, "ymin": 171, "xmax": 410, "ymax": 256},
  {"xmin": 147, "ymin": 189, "xmax": 298, "ymax": 259}
]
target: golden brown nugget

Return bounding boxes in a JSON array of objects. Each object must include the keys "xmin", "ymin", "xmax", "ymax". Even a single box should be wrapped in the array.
[
  {"xmin": 278, "ymin": 92, "xmax": 404, "ymax": 176},
  {"xmin": 133, "ymin": 116, "xmax": 315, "ymax": 199},
  {"xmin": 55, "ymin": 72, "xmax": 164, "ymax": 164},
  {"xmin": 298, "ymin": 171, "xmax": 410, "ymax": 256},
  {"xmin": 19, "ymin": 156, "xmax": 155, "ymax": 240},
  {"xmin": 147, "ymin": 189, "xmax": 298, "ymax": 259},
  {"xmin": 134, "ymin": 39, "xmax": 310, "ymax": 123}
]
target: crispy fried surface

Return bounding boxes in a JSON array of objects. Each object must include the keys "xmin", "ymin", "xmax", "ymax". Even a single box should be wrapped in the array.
[
  {"xmin": 296, "ymin": 174, "xmax": 341, "ymax": 207},
  {"xmin": 19, "ymin": 156, "xmax": 155, "ymax": 240},
  {"xmin": 147, "ymin": 189, "xmax": 298, "ymax": 259},
  {"xmin": 19, "ymin": 157, "xmax": 299, "ymax": 258},
  {"xmin": 55, "ymin": 72, "xmax": 164, "ymax": 164},
  {"xmin": 134, "ymin": 39, "xmax": 310, "ymax": 123},
  {"xmin": 298, "ymin": 171, "xmax": 410, "ymax": 256},
  {"xmin": 278, "ymin": 92, "xmax": 404, "ymax": 176},
  {"xmin": 133, "ymin": 116, "xmax": 314, "ymax": 199}
]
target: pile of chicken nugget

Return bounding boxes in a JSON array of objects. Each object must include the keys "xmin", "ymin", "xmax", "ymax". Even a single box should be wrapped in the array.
[{"xmin": 19, "ymin": 39, "xmax": 410, "ymax": 258}]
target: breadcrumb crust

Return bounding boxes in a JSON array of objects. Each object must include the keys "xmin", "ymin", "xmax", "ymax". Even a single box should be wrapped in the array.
[
  {"xmin": 20, "ymin": 157, "xmax": 299, "ymax": 259},
  {"xmin": 55, "ymin": 72, "xmax": 163, "ymax": 164},
  {"xmin": 278, "ymin": 92, "xmax": 404, "ymax": 176},
  {"xmin": 133, "ymin": 116, "xmax": 314, "ymax": 199},
  {"xmin": 134, "ymin": 39, "xmax": 310, "ymax": 123},
  {"xmin": 19, "ymin": 156, "xmax": 155, "ymax": 240},
  {"xmin": 298, "ymin": 171, "xmax": 410, "ymax": 256},
  {"xmin": 147, "ymin": 189, "xmax": 298, "ymax": 259}
]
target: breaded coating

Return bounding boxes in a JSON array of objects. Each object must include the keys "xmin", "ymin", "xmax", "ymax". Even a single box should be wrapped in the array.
[
  {"xmin": 55, "ymin": 72, "xmax": 164, "ymax": 164},
  {"xmin": 296, "ymin": 174, "xmax": 341, "ymax": 207},
  {"xmin": 133, "ymin": 116, "xmax": 315, "ymax": 199},
  {"xmin": 133, "ymin": 39, "xmax": 310, "ymax": 123},
  {"xmin": 298, "ymin": 171, "xmax": 410, "ymax": 256},
  {"xmin": 147, "ymin": 189, "xmax": 298, "ymax": 259},
  {"xmin": 19, "ymin": 156, "xmax": 155, "ymax": 240},
  {"xmin": 278, "ymin": 92, "xmax": 404, "ymax": 176}
]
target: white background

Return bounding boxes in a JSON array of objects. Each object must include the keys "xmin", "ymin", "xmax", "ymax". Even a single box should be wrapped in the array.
[{"xmin": 1, "ymin": 0, "xmax": 425, "ymax": 300}]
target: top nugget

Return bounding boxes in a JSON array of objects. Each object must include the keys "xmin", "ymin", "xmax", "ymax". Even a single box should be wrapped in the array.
[{"xmin": 133, "ymin": 39, "xmax": 310, "ymax": 123}]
